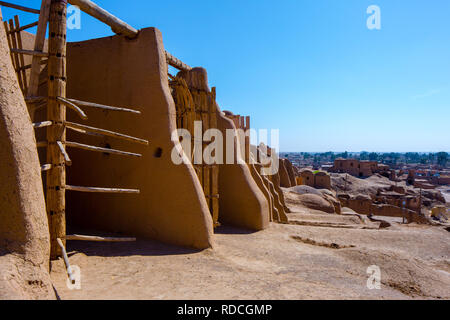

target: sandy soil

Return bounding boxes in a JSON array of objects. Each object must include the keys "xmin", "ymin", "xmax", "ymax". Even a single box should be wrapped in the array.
[{"xmin": 51, "ymin": 202, "xmax": 450, "ymax": 300}]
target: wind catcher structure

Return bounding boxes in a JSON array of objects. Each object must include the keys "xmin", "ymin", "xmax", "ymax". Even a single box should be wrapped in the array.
[{"xmin": 0, "ymin": 1, "xmax": 292, "ymax": 294}]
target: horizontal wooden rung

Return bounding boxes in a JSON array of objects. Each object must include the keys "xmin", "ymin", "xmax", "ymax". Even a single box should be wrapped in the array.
[
  {"xmin": 8, "ymin": 20, "xmax": 39, "ymax": 34},
  {"xmin": 40, "ymin": 164, "xmax": 52, "ymax": 171},
  {"xmin": 25, "ymin": 96, "xmax": 47, "ymax": 104},
  {"xmin": 67, "ymin": 98, "xmax": 141, "ymax": 114},
  {"xmin": 10, "ymin": 48, "xmax": 48, "ymax": 57},
  {"xmin": 65, "ymin": 185, "xmax": 140, "ymax": 194},
  {"xmin": 65, "ymin": 234, "xmax": 136, "ymax": 242},
  {"xmin": 65, "ymin": 121, "xmax": 149, "ymax": 146},
  {"xmin": 65, "ymin": 141, "xmax": 142, "ymax": 157},
  {"xmin": 16, "ymin": 59, "xmax": 48, "ymax": 72}
]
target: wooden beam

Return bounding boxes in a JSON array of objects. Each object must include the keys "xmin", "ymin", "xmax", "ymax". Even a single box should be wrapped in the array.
[
  {"xmin": 66, "ymin": 98, "xmax": 141, "ymax": 114},
  {"xmin": 9, "ymin": 20, "xmax": 39, "ymax": 33},
  {"xmin": 8, "ymin": 19, "xmax": 24, "ymax": 90},
  {"xmin": 33, "ymin": 120, "xmax": 53, "ymax": 128},
  {"xmin": 65, "ymin": 141, "xmax": 142, "ymax": 157},
  {"xmin": 165, "ymin": 51, "xmax": 192, "ymax": 71},
  {"xmin": 41, "ymin": 164, "xmax": 52, "ymax": 171},
  {"xmin": 57, "ymin": 96, "xmax": 88, "ymax": 119},
  {"xmin": 65, "ymin": 234, "xmax": 136, "ymax": 242},
  {"xmin": 67, "ymin": 0, "xmax": 138, "ymax": 38},
  {"xmin": 65, "ymin": 121, "xmax": 149, "ymax": 145},
  {"xmin": 65, "ymin": 185, "xmax": 140, "ymax": 194},
  {"xmin": 56, "ymin": 238, "xmax": 75, "ymax": 284},
  {"xmin": 57, "ymin": 141, "xmax": 72, "ymax": 166},
  {"xmin": 27, "ymin": 0, "xmax": 51, "ymax": 101},
  {"xmin": 0, "ymin": 1, "xmax": 40, "ymax": 14},
  {"xmin": 10, "ymin": 48, "xmax": 48, "ymax": 57}
]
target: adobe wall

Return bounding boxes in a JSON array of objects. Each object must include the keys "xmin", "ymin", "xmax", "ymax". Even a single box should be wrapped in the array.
[
  {"xmin": 0, "ymin": 14, "xmax": 54, "ymax": 299},
  {"xmin": 314, "ymin": 172, "xmax": 331, "ymax": 190},
  {"xmin": 65, "ymin": 28, "xmax": 214, "ymax": 249},
  {"xmin": 216, "ymin": 112, "xmax": 270, "ymax": 230},
  {"xmin": 338, "ymin": 195, "xmax": 428, "ymax": 224},
  {"xmin": 283, "ymin": 159, "xmax": 297, "ymax": 186},
  {"xmin": 278, "ymin": 159, "xmax": 292, "ymax": 188},
  {"xmin": 300, "ymin": 169, "xmax": 314, "ymax": 187}
]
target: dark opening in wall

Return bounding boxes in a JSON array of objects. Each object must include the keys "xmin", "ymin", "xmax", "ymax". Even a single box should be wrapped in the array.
[{"xmin": 154, "ymin": 147, "xmax": 163, "ymax": 158}]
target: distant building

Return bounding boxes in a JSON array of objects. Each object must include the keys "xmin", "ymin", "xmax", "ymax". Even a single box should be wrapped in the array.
[
  {"xmin": 328, "ymin": 158, "xmax": 390, "ymax": 178},
  {"xmin": 297, "ymin": 169, "xmax": 331, "ymax": 190}
]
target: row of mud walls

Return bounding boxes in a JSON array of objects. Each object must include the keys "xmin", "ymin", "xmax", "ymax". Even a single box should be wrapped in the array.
[
  {"xmin": 0, "ymin": 10, "xmax": 53, "ymax": 298},
  {"xmin": 64, "ymin": 27, "xmax": 275, "ymax": 247},
  {"xmin": 173, "ymin": 68, "xmax": 271, "ymax": 230}
]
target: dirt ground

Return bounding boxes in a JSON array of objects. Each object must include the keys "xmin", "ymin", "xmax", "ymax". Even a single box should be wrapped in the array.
[{"xmin": 51, "ymin": 201, "xmax": 450, "ymax": 300}]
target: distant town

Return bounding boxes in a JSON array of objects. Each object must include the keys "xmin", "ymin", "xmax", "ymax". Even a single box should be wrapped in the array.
[{"xmin": 284, "ymin": 152, "xmax": 449, "ymax": 172}]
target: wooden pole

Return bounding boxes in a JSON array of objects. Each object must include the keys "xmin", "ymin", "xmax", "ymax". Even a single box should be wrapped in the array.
[
  {"xmin": 65, "ymin": 141, "xmax": 142, "ymax": 157},
  {"xmin": 14, "ymin": 15, "xmax": 27, "ymax": 93},
  {"xmin": 47, "ymin": 0, "xmax": 67, "ymax": 260},
  {"xmin": 56, "ymin": 238, "xmax": 75, "ymax": 284},
  {"xmin": 166, "ymin": 51, "xmax": 192, "ymax": 71},
  {"xmin": 210, "ymin": 88, "xmax": 219, "ymax": 227},
  {"xmin": 8, "ymin": 19, "xmax": 23, "ymax": 91},
  {"xmin": 67, "ymin": 0, "xmax": 138, "ymax": 38},
  {"xmin": 66, "ymin": 98, "xmax": 141, "ymax": 114},
  {"xmin": 0, "ymin": 1, "xmax": 40, "ymax": 14},
  {"xmin": 245, "ymin": 116, "xmax": 250, "ymax": 163}
]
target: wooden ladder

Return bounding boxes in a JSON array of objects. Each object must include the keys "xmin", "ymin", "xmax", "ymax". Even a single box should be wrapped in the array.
[{"xmin": 1, "ymin": 1, "xmax": 147, "ymax": 268}]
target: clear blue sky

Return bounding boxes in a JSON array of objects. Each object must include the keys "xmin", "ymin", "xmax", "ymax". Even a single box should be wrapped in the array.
[{"xmin": 2, "ymin": 0, "xmax": 449, "ymax": 152}]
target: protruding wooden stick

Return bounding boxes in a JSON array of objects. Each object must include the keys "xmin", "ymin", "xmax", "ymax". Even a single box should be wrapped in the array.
[
  {"xmin": 57, "ymin": 141, "xmax": 72, "ymax": 166},
  {"xmin": 66, "ymin": 98, "xmax": 141, "ymax": 114},
  {"xmin": 10, "ymin": 48, "xmax": 48, "ymax": 57},
  {"xmin": 57, "ymin": 96, "xmax": 88, "ymax": 120},
  {"xmin": 0, "ymin": 1, "xmax": 40, "ymax": 14},
  {"xmin": 65, "ymin": 121, "xmax": 149, "ymax": 145},
  {"xmin": 65, "ymin": 185, "xmax": 140, "ymax": 194},
  {"xmin": 41, "ymin": 164, "xmax": 52, "ymax": 171},
  {"xmin": 37, "ymin": 141, "xmax": 47, "ymax": 148},
  {"xmin": 65, "ymin": 141, "xmax": 142, "ymax": 157},
  {"xmin": 67, "ymin": 0, "xmax": 138, "ymax": 38},
  {"xmin": 65, "ymin": 234, "xmax": 136, "ymax": 242},
  {"xmin": 33, "ymin": 121, "xmax": 52, "ymax": 129},
  {"xmin": 56, "ymin": 238, "xmax": 75, "ymax": 285}
]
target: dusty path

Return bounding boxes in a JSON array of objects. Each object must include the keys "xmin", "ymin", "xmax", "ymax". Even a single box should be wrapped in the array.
[{"xmin": 51, "ymin": 205, "xmax": 450, "ymax": 300}]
